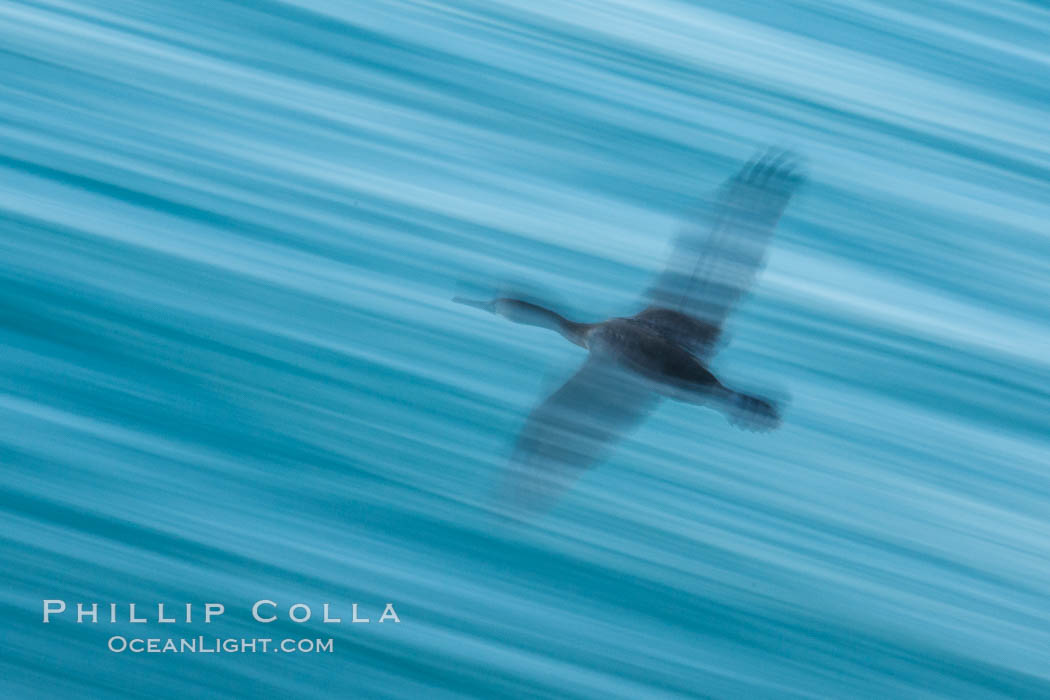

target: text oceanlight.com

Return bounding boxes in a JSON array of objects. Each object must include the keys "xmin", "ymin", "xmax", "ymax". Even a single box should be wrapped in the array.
[{"xmin": 108, "ymin": 637, "xmax": 334, "ymax": 654}]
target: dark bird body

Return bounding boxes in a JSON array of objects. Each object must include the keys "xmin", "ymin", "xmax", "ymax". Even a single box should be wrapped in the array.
[{"xmin": 456, "ymin": 151, "xmax": 803, "ymax": 512}]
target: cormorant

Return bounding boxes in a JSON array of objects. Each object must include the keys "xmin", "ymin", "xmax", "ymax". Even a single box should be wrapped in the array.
[{"xmin": 456, "ymin": 151, "xmax": 803, "ymax": 511}]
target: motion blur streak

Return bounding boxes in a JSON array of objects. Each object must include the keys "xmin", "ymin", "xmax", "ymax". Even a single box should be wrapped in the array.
[{"xmin": 1, "ymin": 1, "xmax": 1048, "ymax": 698}]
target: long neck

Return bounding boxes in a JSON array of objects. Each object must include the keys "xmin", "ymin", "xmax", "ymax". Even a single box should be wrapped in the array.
[{"xmin": 495, "ymin": 299, "xmax": 588, "ymax": 347}]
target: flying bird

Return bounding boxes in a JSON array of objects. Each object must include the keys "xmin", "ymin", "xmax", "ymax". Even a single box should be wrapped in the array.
[{"xmin": 456, "ymin": 151, "xmax": 804, "ymax": 512}]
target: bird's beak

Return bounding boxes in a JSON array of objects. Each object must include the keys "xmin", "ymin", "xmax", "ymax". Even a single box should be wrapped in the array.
[{"xmin": 453, "ymin": 296, "xmax": 493, "ymax": 312}]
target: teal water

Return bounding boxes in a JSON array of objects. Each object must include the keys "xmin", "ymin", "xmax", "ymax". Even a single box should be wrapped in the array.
[{"xmin": 2, "ymin": 1, "xmax": 1050, "ymax": 697}]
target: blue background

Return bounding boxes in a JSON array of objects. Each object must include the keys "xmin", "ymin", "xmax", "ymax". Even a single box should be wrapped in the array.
[{"xmin": 2, "ymin": 1, "xmax": 1050, "ymax": 697}]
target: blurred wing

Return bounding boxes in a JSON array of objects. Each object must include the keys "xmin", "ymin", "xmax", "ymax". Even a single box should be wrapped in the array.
[
  {"xmin": 498, "ymin": 357, "xmax": 657, "ymax": 513},
  {"xmin": 646, "ymin": 150, "xmax": 803, "ymax": 330}
]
